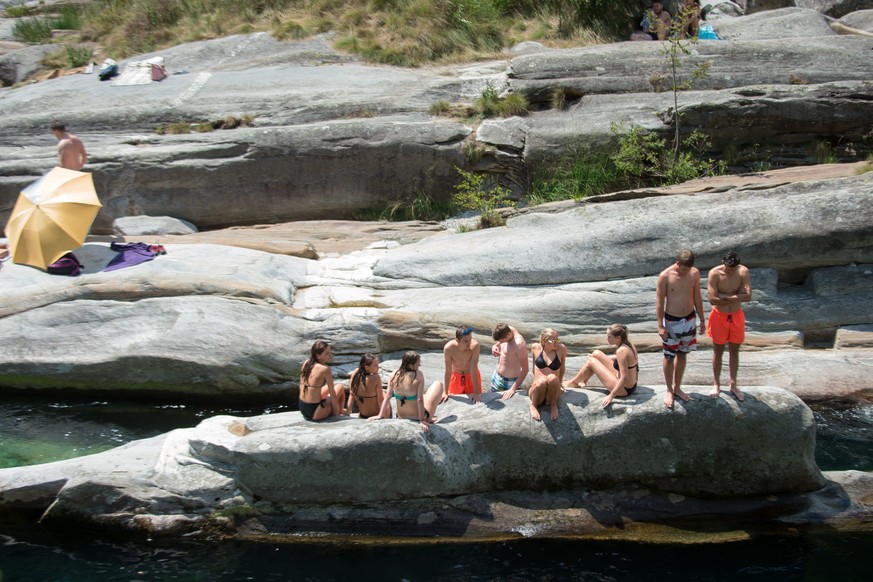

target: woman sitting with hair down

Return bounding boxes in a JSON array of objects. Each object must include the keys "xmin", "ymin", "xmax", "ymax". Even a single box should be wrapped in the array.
[
  {"xmin": 298, "ymin": 340, "xmax": 346, "ymax": 421},
  {"xmin": 346, "ymin": 353, "xmax": 384, "ymax": 419},
  {"xmin": 369, "ymin": 351, "xmax": 444, "ymax": 432},
  {"xmin": 528, "ymin": 328, "xmax": 567, "ymax": 421},
  {"xmin": 564, "ymin": 323, "xmax": 639, "ymax": 408}
]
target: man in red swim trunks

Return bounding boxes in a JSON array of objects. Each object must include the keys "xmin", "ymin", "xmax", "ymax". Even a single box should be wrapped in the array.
[
  {"xmin": 442, "ymin": 325, "xmax": 482, "ymax": 404},
  {"xmin": 707, "ymin": 251, "xmax": 752, "ymax": 402}
]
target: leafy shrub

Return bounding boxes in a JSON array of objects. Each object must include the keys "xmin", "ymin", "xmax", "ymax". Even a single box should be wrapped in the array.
[
  {"xmin": 65, "ymin": 45, "xmax": 93, "ymax": 68},
  {"xmin": 611, "ymin": 124, "xmax": 725, "ymax": 187},
  {"xmin": 452, "ymin": 167, "xmax": 515, "ymax": 230}
]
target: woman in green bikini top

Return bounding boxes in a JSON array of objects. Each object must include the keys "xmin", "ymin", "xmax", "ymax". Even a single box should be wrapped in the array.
[
  {"xmin": 346, "ymin": 353, "xmax": 384, "ymax": 419},
  {"xmin": 369, "ymin": 351, "xmax": 444, "ymax": 432}
]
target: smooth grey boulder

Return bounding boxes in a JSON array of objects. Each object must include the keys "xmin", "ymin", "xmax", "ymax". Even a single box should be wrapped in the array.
[
  {"xmin": 839, "ymin": 7, "xmax": 873, "ymax": 29},
  {"xmin": 509, "ymin": 35, "xmax": 873, "ymax": 101},
  {"xmin": 372, "ymin": 175, "xmax": 873, "ymax": 287},
  {"xmin": 112, "ymin": 214, "xmax": 198, "ymax": 235},
  {"xmin": 0, "ymin": 386, "xmax": 828, "ymax": 535},
  {"xmin": 2, "ymin": 171, "xmax": 873, "ymax": 399},
  {"xmin": 712, "ymin": 7, "xmax": 835, "ymax": 38},
  {"xmin": 0, "ymin": 43, "xmax": 54, "ymax": 86},
  {"xmin": 2, "ymin": 32, "xmax": 872, "ymax": 230},
  {"xmin": 796, "ymin": 0, "xmax": 873, "ymax": 17}
]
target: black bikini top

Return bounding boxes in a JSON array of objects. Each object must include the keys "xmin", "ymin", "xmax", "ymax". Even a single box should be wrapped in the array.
[
  {"xmin": 535, "ymin": 350, "xmax": 562, "ymax": 371},
  {"xmin": 613, "ymin": 360, "xmax": 639, "ymax": 371}
]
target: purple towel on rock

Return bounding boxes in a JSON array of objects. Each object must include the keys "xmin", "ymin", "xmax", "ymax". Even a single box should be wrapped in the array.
[{"xmin": 105, "ymin": 242, "xmax": 157, "ymax": 272}]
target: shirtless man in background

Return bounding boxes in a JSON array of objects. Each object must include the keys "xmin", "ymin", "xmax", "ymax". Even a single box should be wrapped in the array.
[
  {"xmin": 656, "ymin": 249, "xmax": 706, "ymax": 409},
  {"xmin": 443, "ymin": 325, "xmax": 482, "ymax": 404},
  {"xmin": 50, "ymin": 120, "xmax": 87, "ymax": 171},
  {"xmin": 490, "ymin": 323, "xmax": 528, "ymax": 400},
  {"xmin": 707, "ymin": 251, "xmax": 752, "ymax": 401}
]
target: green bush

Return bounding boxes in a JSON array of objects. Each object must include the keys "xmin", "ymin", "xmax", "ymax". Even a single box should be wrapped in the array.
[
  {"xmin": 452, "ymin": 167, "xmax": 515, "ymax": 230},
  {"xmin": 12, "ymin": 18, "xmax": 53, "ymax": 43},
  {"xmin": 611, "ymin": 124, "xmax": 725, "ymax": 187},
  {"xmin": 65, "ymin": 45, "xmax": 93, "ymax": 68}
]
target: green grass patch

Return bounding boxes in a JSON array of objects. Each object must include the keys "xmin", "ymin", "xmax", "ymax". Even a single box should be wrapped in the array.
[
  {"xmin": 355, "ymin": 190, "xmax": 454, "ymax": 222},
  {"xmin": 12, "ymin": 18, "xmax": 53, "ymax": 43},
  {"xmin": 527, "ymin": 146, "xmax": 627, "ymax": 205},
  {"xmin": 73, "ymin": 0, "xmax": 626, "ymax": 62}
]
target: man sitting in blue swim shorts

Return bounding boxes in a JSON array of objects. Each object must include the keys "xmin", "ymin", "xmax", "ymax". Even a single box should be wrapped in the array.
[{"xmin": 490, "ymin": 323, "xmax": 528, "ymax": 401}]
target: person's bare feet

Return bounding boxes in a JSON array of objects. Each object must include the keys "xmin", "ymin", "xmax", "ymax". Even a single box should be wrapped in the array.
[
  {"xmin": 664, "ymin": 390, "xmax": 674, "ymax": 409},
  {"xmin": 675, "ymin": 388, "xmax": 692, "ymax": 402},
  {"xmin": 530, "ymin": 404, "xmax": 542, "ymax": 421},
  {"xmin": 550, "ymin": 405, "xmax": 559, "ymax": 421},
  {"xmin": 730, "ymin": 383, "xmax": 745, "ymax": 402},
  {"xmin": 709, "ymin": 384, "xmax": 720, "ymax": 398}
]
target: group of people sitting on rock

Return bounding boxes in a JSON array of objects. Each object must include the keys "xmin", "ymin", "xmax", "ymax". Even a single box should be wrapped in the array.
[
  {"xmin": 297, "ymin": 323, "xmax": 639, "ymax": 430},
  {"xmin": 298, "ymin": 249, "xmax": 752, "ymax": 431},
  {"xmin": 631, "ymin": 0, "xmax": 701, "ymax": 41}
]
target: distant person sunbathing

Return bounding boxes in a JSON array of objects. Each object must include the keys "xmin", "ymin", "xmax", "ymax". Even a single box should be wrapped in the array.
[
  {"xmin": 369, "ymin": 351, "xmax": 444, "ymax": 432},
  {"xmin": 565, "ymin": 324, "xmax": 640, "ymax": 408},
  {"xmin": 298, "ymin": 340, "xmax": 346, "ymax": 421}
]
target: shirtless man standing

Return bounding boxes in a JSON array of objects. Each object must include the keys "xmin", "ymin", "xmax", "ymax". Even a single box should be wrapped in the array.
[
  {"xmin": 490, "ymin": 323, "xmax": 528, "ymax": 400},
  {"xmin": 657, "ymin": 249, "xmax": 706, "ymax": 409},
  {"xmin": 442, "ymin": 325, "xmax": 482, "ymax": 404},
  {"xmin": 707, "ymin": 251, "xmax": 752, "ymax": 401},
  {"xmin": 50, "ymin": 120, "xmax": 87, "ymax": 171}
]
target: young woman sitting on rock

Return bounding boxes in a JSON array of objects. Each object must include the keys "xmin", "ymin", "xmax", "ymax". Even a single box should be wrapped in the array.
[
  {"xmin": 369, "ymin": 351, "xmax": 443, "ymax": 432},
  {"xmin": 298, "ymin": 340, "xmax": 346, "ymax": 421},
  {"xmin": 528, "ymin": 328, "xmax": 567, "ymax": 421},
  {"xmin": 564, "ymin": 323, "xmax": 639, "ymax": 408},
  {"xmin": 346, "ymin": 353, "xmax": 384, "ymax": 419}
]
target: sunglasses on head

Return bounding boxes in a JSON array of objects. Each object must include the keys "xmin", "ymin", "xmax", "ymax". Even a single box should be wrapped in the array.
[{"xmin": 460, "ymin": 327, "xmax": 473, "ymax": 336}]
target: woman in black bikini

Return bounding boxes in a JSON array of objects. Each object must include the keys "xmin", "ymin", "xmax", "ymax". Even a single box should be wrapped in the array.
[
  {"xmin": 529, "ymin": 328, "xmax": 567, "ymax": 421},
  {"xmin": 369, "ymin": 351, "xmax": 443, "ymax": 433},
  {"xmin": 298, "ymin": 340, "xmax": 346, "ymax": 421},
  {"xmin": 564, "ymin": 323, "xmax": 639, "ymax": 408},
  {"xmin": 346, "ymin": 353, "xmax": 384, "ymax": 419}
]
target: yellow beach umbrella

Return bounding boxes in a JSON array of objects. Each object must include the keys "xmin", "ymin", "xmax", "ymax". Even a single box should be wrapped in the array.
[{"xmin": 4, "ymin": 167, "xmax": 102, "ymax": 269}]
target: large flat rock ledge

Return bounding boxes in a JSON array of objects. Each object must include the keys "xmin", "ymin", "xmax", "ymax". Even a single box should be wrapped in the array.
[{"xmin": 0, "ymin": 386, "xmax": 833, "ymax": 538}]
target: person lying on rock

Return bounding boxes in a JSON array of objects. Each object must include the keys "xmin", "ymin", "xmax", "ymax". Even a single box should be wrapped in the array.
[
  {"xmin": 298, "ymin": 340, "xmax": 346, "ymax": 421},
  {"xmin": 442, "ymin": 325, "xmax": 483, "ymax": 404},
  {"xmin": 564, "ymin": 324, "xmax": 640, "ymax": 408},
  {"xmin": 529, "ymin": 328, "xmax": 567, "ymax": 421},
  {"xmin": 346, "ymin": 353, "xmax": 384, "ymax": 419},
  {"xmin": 369, "ymin": 351, "xmax": 444, "ymax": 432},
  {"xmin": 490, "ymin": 322, "xmax": 529, "ymax": 400}
]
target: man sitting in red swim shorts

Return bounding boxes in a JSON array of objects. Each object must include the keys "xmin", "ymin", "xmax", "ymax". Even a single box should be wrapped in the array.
[
  {"xmin": 707, "ymin": 250, "xmax": 752, "ymax": 402},
  {"xmin": 442, "ymin": 325, "xmax": 483, "ymax": 404}
]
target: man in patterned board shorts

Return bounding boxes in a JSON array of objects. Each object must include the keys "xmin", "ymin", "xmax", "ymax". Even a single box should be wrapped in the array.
[
  {"xmin": 707, "ymin": 250, "xmax": 752, "ymax": 402},
  {"xmin": 656, "ymin": 250, "xmax": 706, "ymax": 409},
  {"xmin": 489, "ymin": 323, "xmax": 529, "ymax": 400}
]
